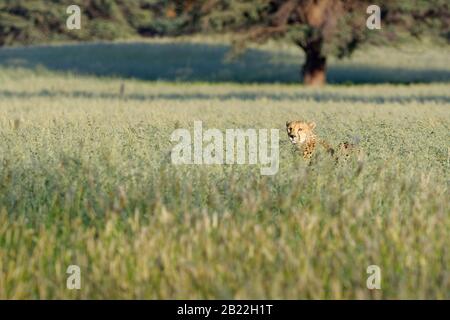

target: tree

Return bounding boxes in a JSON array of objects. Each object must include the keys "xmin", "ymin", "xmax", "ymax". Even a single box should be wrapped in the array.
[{"xmin": 198, "ymin": 0, "xmax": 450, "ymax": 85}]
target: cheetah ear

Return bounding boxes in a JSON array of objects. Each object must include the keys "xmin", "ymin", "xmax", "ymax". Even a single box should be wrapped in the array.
[
  {"xmin": 308, "ymin": 121, "xmax": 316, "ymax": 130},
  {"xmin": 286, "ymin": 121, "xmax": 290, "ymax": 127}
]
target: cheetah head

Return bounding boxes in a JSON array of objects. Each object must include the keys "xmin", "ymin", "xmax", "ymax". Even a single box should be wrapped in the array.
[{"xmin": 286, "ymin": 120, "xmax": 316, "ymax": 145}]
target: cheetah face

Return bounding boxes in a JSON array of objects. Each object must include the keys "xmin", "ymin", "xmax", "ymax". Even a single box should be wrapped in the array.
[{"xmin": 286, "ymin": 121, "xmax": 316, "ymax": 145}]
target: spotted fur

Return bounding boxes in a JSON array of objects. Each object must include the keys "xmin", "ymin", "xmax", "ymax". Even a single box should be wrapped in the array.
[{"xmin": 286, "ymin": 120, "xmax": 359, "ymax": 161}]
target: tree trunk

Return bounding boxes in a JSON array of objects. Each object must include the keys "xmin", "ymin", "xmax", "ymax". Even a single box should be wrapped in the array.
[
  {"xmin": 302, "ymin": 42, "xmax": 326, "ymax": 86},
  {"xmin": 300, "ymin": 0, "xmax": 334, "ymax": 86}
]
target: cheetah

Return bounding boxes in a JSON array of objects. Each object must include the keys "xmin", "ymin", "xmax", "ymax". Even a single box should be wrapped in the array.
[{"xmin": 286, "ymin": 120, "xmax": 360, "ymax": 161}]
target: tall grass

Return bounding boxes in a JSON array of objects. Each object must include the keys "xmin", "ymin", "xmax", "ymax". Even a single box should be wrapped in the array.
[{"xmin": 0, "ymin": 43, "xmax": 449, "ymax": 298}]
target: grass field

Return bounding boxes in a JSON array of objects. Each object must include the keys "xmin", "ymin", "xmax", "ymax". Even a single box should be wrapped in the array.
[{"xmin": 0, "ymin": 40, "xmax": 449, "ymax": 299}]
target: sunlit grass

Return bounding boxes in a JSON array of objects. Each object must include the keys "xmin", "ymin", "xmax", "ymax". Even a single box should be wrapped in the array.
[{"xmin": 0, "ymin": 42, "xmax": 449, "ymax": 299}]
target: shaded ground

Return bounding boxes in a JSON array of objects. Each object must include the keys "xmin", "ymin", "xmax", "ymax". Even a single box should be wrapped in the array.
[
  {"xmin": 1, "ymin": 42, "xmax": 449, "ymax": 84},
  {"xmin": 1, "ymin": 88, "xmax": 449, "ymax": 104}
]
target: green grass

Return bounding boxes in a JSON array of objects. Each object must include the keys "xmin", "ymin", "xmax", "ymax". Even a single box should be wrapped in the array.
[{"xmin": 0, "ymin": 41, "xmax": 449, "ymax": 299}]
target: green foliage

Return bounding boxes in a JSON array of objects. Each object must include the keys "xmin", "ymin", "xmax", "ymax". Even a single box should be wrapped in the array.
[
  {"xmin": 199, "ymin": 0, "xmax": 450, "ymax": 58},
  {"xmin": 0, "ymin": 0, "xmax": 197, "ymax": 45}
]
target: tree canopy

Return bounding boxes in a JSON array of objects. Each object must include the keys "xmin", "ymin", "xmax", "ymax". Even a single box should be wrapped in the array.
[
  {"xmin": 0, "ymin": 0, "xmax": 198, "ymax": 45},
  {"xmin": 198, "ymin": 0, "xmax": 450, "ymax": 85}
]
